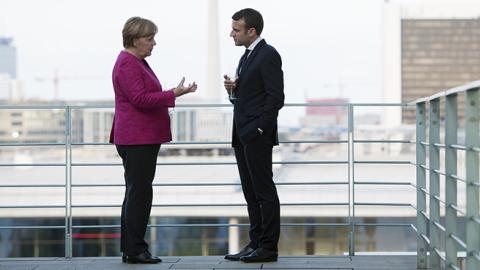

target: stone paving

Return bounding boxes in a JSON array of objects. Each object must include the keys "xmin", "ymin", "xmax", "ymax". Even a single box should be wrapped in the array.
[{"xmin": 0, "ymin": 255, "xmax": 419, "ymax": 270}]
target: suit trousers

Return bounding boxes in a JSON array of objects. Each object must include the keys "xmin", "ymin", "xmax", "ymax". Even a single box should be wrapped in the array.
[
  {"xmin": 116, "ymin": 144, "xmax": 160, "ymax": 256},
  {"xmin": 234, "ymin": 133, "xmax": 280, "ymax": 251}
]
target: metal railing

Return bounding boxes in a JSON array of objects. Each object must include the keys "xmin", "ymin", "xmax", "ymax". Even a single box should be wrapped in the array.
[
  {"xmin": 412, "ymin": 80, "xmax": 480, "ymax": 270},
  {"xmin": 0, "ymin": 102, "xmax": 416, "ymax": 258}
]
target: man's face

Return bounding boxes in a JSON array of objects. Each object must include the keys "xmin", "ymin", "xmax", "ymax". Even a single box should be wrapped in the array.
[{"xmin": 230, "ymin": 19, "xmax": 253, "ymax": 47}]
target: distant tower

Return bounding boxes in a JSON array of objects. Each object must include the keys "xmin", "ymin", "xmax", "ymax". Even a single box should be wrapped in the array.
[
  {"xmin": 206, "ymin": 0, "xmax": 221, "ymax": 102},
  {"xmin": 0, "ymin": 37, "xmax": 16, "ymax": 79},
  {"xmin": 0, "ymin": 37, "xmax": 22, "ymax": 101}
]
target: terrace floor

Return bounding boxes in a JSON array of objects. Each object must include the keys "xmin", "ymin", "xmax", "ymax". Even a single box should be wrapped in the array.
[{"xmin": 0, "ymin": 255, "xmax": 420, "ymax": 270}]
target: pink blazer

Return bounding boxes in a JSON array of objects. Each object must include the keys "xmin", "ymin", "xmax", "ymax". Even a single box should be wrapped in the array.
[{"xmin": 109, "ymin": 51, "xmax": 175, "ymax": 145}]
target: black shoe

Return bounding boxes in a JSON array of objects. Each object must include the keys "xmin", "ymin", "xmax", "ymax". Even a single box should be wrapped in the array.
[
  {"xmin": 240, "ymin": 248, "xmax": 278, "ymax": 263},
  {"xmin": 126, "ymin": 251, "xmax": 162, "ymax": 264},
  {"xmin": 122, "ymin": 253, "xmax": 127, "ymax": 263},
  {"xmin": 224, "ymin": 246, "xmax": 255, "ymax": 261}
]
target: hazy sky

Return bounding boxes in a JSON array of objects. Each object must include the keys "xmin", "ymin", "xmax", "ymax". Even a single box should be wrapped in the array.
[{"xmin": 0, "ymin": 0, "xmax": 387, "ymax": 103}]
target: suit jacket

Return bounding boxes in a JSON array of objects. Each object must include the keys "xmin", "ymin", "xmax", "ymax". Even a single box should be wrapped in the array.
[
  {"xmin": 109, "ymin": 51, "xmax": 175, "ymax": 145},
  {"xmin": 231, "ymin": 39, "xmax": 284, "ymax": 147}
]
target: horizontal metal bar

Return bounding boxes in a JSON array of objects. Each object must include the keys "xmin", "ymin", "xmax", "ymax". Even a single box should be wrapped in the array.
[
  {"xmin": 71, "ymin": 139, "xmax": 349, "ymax": 146},
  {"xmin": 0, "ymin": 185, "xmax": 65, "ymax": 188},
  {"xmin": 0, "ymin": 102, "xmax": 409, "ymax": 110},
  {"xmin": 72, "ymin": 160, "xmax": 349, "ymax": 166},
  {"xmin": 418, "ymin": 188, "xmax": 447, "ymax": 205},
  {"xmin": 448, "ymin": 204, "xmax": 466, "ymax": 216},
  {"xmin": 411, "ymin": 80, "xmax": 480, "ymax": 104},
  {"xmin": 0, "ymin": 163, "xmax": 66, "ymax": 167},
  {"xmin": 472, "ymin": 147, "xmax": 480, "ymax": 153},
  {"xmin": 472, "ymin": 217, "xmax": 480, "ymax": 225},
  {"xmin": 72, "ymin": 202, "xmax": 350, "ymax": 208},
  {"xmin": 354, "ymin": 202, "xmax": 413, "ymax": 207},
  {"xmin": 450, "ymin": 144, "xmax": 467, "ymax": 150},
  {"xmin": 471, "ymin": 182, "xmax": 480, "ymax": 187},
  {"xmin": 283, "ymin": 103, "xmax": 350, "ymax": 107},
  {"xmin": 0, "ymin": 205, "xmax": 65, "ymax": 209},
  {"xmin": 354, "ymin": 181, "xmax": 413, "ymax": 186},
  {"xmin": 449, "ymin": 234, "xmax": 467, "ymax": 249},
  {"xmin": 433, "ymin": 221, "xmax": 446, "ymax": 232},
  {"xmin": 0, "ymin": 104, "xmax": 68, "ymax": 109},
  {"xmin": 433, "ymin": 247, "xmax": 446, "ymax": 262},
  {"xmin": 71, "ymin": 222, "xmax": 351, "ymax": 229},
  {"xmin": 432, "ymin": 195, "xmax": 445, "ymax": 205},
  {"xmin": 354, "ymin": 223, "xmax": 413, "ymax": 227},
  {"xmin": 421, "ymin": 233, "xmax": 431, "ymax": 245},
  {"xmin": 353, "ymin": 140, "xmax": 413, "ymax": 144},
  {"xmin": 420, "ymin": 141, "xmax": 429, "ymax": 146},
  {"xmin": 433, "ymin": 143, "xmax": 446, "ymax": 148},
  {"xmin": 433, "ymin": 169, "xmax": 446, "ymax": 176},
  {"xmin": 0, "ymin": 225, "xmax": 66, "ymax": 230},
  {"xmin": 473, "ymin": 252, "xmax": 480, "ymax": 262},
  {"xmin": 449, "ymin": 263, "xmax": 461, "ymax": 270},
  {"xmin": 348, "ymin": 103, "xmax": 406, "ymax": 107},
  {"xmin": 420, "ymin": 211, "xmax": 430, "ymax": 221},
  {"xmin": 72, "ymin": 181, "xmax": 349, "ymax": 188},
  {"xmin": 354, "ymin": 160, "xmax": 412, "ymax": 165},
  {"xmin": 279, "ymin": 140, "xmax": 348, "ymax": 144},
  {"xmin": 450, "ymin": 174, "xmax": 467, "ymax": 184},
  {"xmin": 0, "ymin": 142, "xmax": 66, "ymax": 147}
]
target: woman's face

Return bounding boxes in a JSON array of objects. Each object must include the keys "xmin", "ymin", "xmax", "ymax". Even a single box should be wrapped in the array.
[{"xmin": 133, "ymin": 35, "xmax": 156, "ymax": 58}]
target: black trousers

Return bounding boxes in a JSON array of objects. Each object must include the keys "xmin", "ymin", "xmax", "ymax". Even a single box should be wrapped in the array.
[
  {"xmin": 234, "ymin": 133, "xmax": 280, "ymax": 251},
  {"xmin": 116, "ymin": 144, "xmax": 160, "ymax": 256}
]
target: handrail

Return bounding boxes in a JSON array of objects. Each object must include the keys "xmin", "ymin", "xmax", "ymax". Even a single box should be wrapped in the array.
[
  {"xmin": 0, "ymin": 101, "xmax": 420, "ymax": 259},
  {"xmin": 415, "ymin": 81, "xmax": 480, "ymax": 270}
]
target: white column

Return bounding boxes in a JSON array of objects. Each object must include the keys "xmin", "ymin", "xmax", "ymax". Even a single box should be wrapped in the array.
[
  {"xmin": 381, "ymin": 2, "xmax": 402, "ymax": 127},
  {"xmin": 228, "ymin": 217, "xmax": 239, "ymax": 253},
  {"xmin": 206, "ymin": 0, "xmax": 221, "ymax": 102}
]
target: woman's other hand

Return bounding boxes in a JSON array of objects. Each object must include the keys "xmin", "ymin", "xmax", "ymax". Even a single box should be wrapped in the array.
[{"xmin": 174, "ymin": 77, "xmax": 197, "ymax": 97}]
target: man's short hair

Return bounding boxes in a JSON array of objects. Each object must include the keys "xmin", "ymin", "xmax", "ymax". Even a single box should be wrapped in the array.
[{"xmin": 232, "ymin": 8, "xmax": 263, "ymax": 35}]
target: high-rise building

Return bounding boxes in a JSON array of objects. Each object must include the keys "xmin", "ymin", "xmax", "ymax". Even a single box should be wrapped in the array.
[
  {"xmin": 0, "ymin": 37, "xmax": 16, "ymax": 79},
  {"xmin": 382, "ymin": 1, "xmax": 480, "ymax": 124}
]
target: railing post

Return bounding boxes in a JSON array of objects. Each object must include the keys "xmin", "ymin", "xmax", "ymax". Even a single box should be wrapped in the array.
[
  {"xmin": 429, "ymin": 98, "xmax": 441, "ymax": 269},
  {"xmin": 465, "ymin": 88, "xmax": 479, "ymax": 270},
  {"xmin": 348, "ymin": 104, "xmax": 355, "ymax": 256},
  {"xmin": 64, "ymin": 106, "xmax": 72, "ymax": 258},
  {"xmin": 445, "ymin": 93, "xmax": 458, "ymax": 269},
  {"xmin": 416, "ymin": 102, "xmax": 428, "ymax": 269}
]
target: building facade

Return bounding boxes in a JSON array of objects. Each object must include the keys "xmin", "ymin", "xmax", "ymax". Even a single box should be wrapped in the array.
[{"xmin": 383, "ymin": 1, "xmax": 480, "ymax": 124}]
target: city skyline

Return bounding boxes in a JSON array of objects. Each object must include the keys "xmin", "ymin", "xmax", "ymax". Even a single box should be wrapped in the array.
[{"xmin": 0, "ymin": 0, "xmax": 385, "ymax": 103}]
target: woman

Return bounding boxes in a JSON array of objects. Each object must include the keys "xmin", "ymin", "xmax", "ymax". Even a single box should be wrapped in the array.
[{"xmin": 109, "ymin": 16, "xmax": 197, "ymax": 264}]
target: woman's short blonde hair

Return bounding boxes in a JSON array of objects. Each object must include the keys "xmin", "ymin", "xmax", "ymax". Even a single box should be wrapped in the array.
[{"xmin": 122, "ymin": 17, "xmax": 158, "ymax": 48}]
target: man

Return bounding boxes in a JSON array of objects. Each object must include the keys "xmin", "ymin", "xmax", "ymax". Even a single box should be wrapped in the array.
[{"xmin": 223, "ymin": 8, "xmax": 284, "ymax": 263}]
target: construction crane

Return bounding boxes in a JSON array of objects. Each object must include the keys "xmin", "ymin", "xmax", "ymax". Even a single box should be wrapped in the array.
[{"xmin": 35, "ymin": 69, "xmax": 102, "ymax": 100}]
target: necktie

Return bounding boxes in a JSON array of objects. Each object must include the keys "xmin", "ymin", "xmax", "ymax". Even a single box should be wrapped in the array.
[{"xmin": 238, "ymin": 49, "xmax": 250, "ymax": 76}]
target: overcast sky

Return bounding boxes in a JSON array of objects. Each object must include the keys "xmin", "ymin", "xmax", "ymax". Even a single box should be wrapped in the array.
[
  {"xmin": 0, "ymin": 0, "xmax": 392, "ymax": 104},
  {"xmin": 2, "ymin": 0, "xmax": 475, "ymax": 105}
]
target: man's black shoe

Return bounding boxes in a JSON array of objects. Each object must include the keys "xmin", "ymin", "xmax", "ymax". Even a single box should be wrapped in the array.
[
  {"xmin": 126, "ymin": 251, "xmax": 162, "ymax": 264},
  {"xmin": 122, "ymin": 253, "xmax": 127, "ymax": 263},
  {"xmin": 224, "ymin": 246, "xmax": 255, "ymax": 261},
  {"xmin": 240, "ymin": 248, "xmax": 278, "ymax": 263}
]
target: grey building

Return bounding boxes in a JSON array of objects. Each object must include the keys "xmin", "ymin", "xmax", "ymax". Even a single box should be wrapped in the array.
[
  {"xmin": 382, "ymin": 1, "xmax": 480, "ymax": 125},
  {"xmin": 0, "ymin": 37, "xmax": 16, "ymax": 79},
  {"xmin": 401, "ymin": 18, "xmax": 480, "ymax": 123}
]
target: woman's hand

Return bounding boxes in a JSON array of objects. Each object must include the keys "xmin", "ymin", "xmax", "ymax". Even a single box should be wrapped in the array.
[{"xmin": 174, "ymin": 77, "xmax": 197, "ymax": 97}]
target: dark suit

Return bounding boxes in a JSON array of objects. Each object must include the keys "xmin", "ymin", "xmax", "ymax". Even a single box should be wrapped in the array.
[{"xmin": 231, "ymin": 39, "xmax": 284, "ymax": 251}]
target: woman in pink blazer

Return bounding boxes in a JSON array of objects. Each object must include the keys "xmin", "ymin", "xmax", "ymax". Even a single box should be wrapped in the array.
[{"xmin": 110, "ymin": 17, "xmax": 197, "ymax": 264}]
